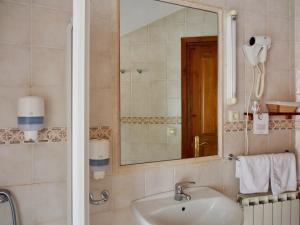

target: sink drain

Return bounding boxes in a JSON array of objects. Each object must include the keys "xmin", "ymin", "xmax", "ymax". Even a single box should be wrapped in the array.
[{"xmin": 182, "ymin": 207, "xmax": 186, "ymax": 212}]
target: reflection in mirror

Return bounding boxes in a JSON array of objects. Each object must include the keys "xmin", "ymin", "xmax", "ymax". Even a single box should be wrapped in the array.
[{"xmin": 120, "ymin": 0, "xmax": 219, "ymax": 165}]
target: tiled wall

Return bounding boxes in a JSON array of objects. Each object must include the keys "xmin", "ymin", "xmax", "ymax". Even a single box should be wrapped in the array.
[
  {"xmin": 119, "ymin": 9, "xmax": 217, "ymax": 164},
  {"xmin": 294, "ymin": 0, "xmax": 300, "ymax": 179},
  {"xmin": 90, "ymin": 0, "xmax": 296, "ymax": 224},
  {"xmin": 0, "ymin": 0, "xmax": 72, "ymax": 224}
]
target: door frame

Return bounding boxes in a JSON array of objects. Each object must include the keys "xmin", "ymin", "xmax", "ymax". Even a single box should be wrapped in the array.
[{"xmin": 181, "ymin": 36, "xmax": 218, "ymax": 159}]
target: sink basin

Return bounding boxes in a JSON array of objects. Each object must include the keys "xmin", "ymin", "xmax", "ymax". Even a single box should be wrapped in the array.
[{"xmin": 132, "ymin": 187, "xmax": 243, "ymax": 225}]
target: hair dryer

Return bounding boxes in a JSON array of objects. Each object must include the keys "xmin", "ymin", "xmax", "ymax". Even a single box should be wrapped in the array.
[
  {"xmin": 243, "ymin": 36, "xmax": 271, "ymax": 156},
  {"xmin": 243, "ymin": 36, "xmax": 271, "ymax": 99}
]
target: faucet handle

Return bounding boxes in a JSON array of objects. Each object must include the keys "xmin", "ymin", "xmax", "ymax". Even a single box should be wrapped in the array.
[{"xmin": 175, "ymin": 181, "xmax": 196, "ymax": 191}]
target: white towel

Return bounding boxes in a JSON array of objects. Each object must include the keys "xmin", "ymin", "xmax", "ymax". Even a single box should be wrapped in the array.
[
  {"xmin": 236, "ymin": 155, "xmax": 270, "ymax": 194},
  {"xmin": 270, "ymin": 153, "xmax": 297, "ymax": 195}
]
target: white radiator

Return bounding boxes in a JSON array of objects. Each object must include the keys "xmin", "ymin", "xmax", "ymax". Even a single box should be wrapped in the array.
[{"xmin": 239, "ymin": 191, "xmax": 299, "ymax": 225}]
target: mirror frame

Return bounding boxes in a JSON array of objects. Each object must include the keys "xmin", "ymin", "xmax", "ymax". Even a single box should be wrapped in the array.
[{"xmin": 113, "ymin": 0, "xmax": 224, "ymax": 174}]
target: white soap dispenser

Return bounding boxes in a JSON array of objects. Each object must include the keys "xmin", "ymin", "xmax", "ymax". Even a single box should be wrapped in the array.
[{"xmin": 17, "ymin": 96, "xmax": 45, "ymax": 142}]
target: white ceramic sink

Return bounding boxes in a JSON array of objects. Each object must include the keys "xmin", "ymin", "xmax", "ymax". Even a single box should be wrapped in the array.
[{"xmin": 132, "ymin": 187, "xmax": 243, "ymax": 225}]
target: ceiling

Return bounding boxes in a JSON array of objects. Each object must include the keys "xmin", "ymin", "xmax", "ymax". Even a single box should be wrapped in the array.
[{"xmin": 120, "ymin": 0, "xmax": 183, "ymax": 36}]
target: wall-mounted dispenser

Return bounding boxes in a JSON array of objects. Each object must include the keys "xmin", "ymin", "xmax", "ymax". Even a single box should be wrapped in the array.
[
  {"xmin": 89, "ymin": 139, "xmax": 110, "ymax": 180},
  {"xmin": 17, "ymin": 96, "xmax": 45, "ymax": 142}
]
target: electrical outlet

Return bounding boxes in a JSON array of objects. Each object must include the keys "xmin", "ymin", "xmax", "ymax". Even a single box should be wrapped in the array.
[{"xmin": 228, "ymin": 111, "xmax": 240, "ymax": 122}]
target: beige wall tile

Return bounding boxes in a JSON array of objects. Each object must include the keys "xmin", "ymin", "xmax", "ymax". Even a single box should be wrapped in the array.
[
  {"xmin": 0, "ymin": 145, "xmax": 32, "ymax": 186},
  {"xmin": 268, "ymin": 41, "xmax": 290, "ymax": 70},
  {"xmin": 197, "ymin": 161, "xmax": 223, "ymax": 191},
  {"xmin": 10, "ymin": 184, "xmax": 35, "ymax": 225},
  {"xmin": 32, "ymin": 143, "xmax": 66, "ymax": 183},
  {"xmin": 32, "ymin": 47, "xmax": 66, "ymax": 86},
  {"xmin": 0, "ymin": 86, "xmax": 29, "ymax": 127},
  {"xmin": 244, "ymin": 0, "xmax": 267, "ymax": 15},
  {"xmin": 174, "ymin": 164, "xmax": 201, "ymax": 183},
  {"xmin": 32, "ymin": 182, "xmax": 67, "ymax": 224},
  {"xmin": 0, "ymin": 44, "xmax": 30, "ymax": 87},
  {"xmin": 222, "ymin": 161, "xmax": 239, "ymax": 200},
  {"xmin": 91, "ymin": 16, "xmax": 113, "ymax": 54},
  {"xmin": 268, "ymin": 130, "xmax": 293, "ymax": 153},
  {"xmin": 32, "ymin": 6, "xmax": 71, "ymax": 48},
  {"xmin": 267, "ymin": 17, "xmax": 290, "ymax": 42},
  {"xmin": 112, "ymin": 171, "xmax": 145, "ymax": 209},
  {"xmin": 32, "ymin": 0, "xmax": 72, "ymax": 11},
  {"xmin": 30, "ymin": 86, "xmax": 67, "ymax": 127},
  {"xmin": 223, "ymin": 132, "xmax": 245, "ymax": 156},
  {"xmin": 145, "ymin": 167, "xmax": 174, "ymax": 195},
  {"xmin": 248, "ymin": 133, "xmax": 268, "ymax": 155},
  {"xmin": 0, "ymin": 2, "xmax": 30, "ymax": 44},
  {"xmin": 91, "ymin": 0, "xmax": 113, "ymax": 19},
  {"xmin": 267, "ymin": 0, "xmax": 290, "ymax": 18},
  {"xmin": 90, "ymin": 211, "xmax": 113, "ymax": 225},
  {"xmin": 90, "ymin": 88, "xmax": 113, "ymax": 126},
  {"xmin": 90, "ymin": 51, "xmax": 113, "ymax": 89},
  {"xmin": 244, "ymin": 12, "xmax": 267, "ymax": 40},
  {"xmin": 111, "ymin": 208, "xmax": 139, "ymax": 225},
  {"xmin": 264, "ymin": 69, "xmax": 292, "ymax": 101},
  {"xmin": 37, "ymin": 219, "xmax": 67, "ymax": 225}
]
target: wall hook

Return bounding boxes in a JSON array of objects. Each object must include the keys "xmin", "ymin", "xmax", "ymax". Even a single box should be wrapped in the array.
[
  {"xmin": 136, "ymin": 69, "xmax": 143, "ymax": 74},
  {"xmin": 89, "ymin": 190, "xmax": 110, "ymax": 205}
]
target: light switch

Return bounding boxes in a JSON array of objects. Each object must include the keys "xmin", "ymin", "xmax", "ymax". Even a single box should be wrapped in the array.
[
  {"xmin": 167, "ymin": 127, "xmax": 177, "ymax": 136},
  {"xmin": 228, "ymin": 111, "xmax": 240, "ymax": 122}
]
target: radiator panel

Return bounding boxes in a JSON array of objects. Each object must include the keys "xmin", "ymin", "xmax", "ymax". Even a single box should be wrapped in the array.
[{"xmin": 240, "ymin": 191, "xmax": 299, "ymax": 225}]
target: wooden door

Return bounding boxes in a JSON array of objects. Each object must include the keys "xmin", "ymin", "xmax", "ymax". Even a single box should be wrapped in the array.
[{"xmin": 181, "ymin": 36, "xmax": 218, "ymax": 158}]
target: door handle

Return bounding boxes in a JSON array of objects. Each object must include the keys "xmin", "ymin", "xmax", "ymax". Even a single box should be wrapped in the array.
[
  {"xmin": 194, "ymin": 136, "xmax": 208, "ymax": 158},
  {"xmin": 194, "ymin": 136, "xmax": 200, "ymax": 157}
]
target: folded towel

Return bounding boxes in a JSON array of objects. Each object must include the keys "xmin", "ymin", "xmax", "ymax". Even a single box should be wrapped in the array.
[
  {"xmin": 236, "ymin": 155, "xmax": 270, "ymax": 194},
  {"xmin": 270, "ymin": 153, "xmax": 297, "ymax": 195}
]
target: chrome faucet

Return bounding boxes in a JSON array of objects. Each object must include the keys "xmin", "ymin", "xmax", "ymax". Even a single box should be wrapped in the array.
[{"xmin": 174, "ymin": 181, "xmax": 195, "ymax": 201}]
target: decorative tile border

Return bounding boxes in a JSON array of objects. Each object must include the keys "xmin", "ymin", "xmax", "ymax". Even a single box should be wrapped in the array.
[
  {"xmin": 224, "ymin": 119, "xmax": 295, "ymax": 133},
  {"xmin": 0, "ymin": 119, "xmax": 296, "ymax": 144},
  {"xmin": 0, "ymin": 127, "xmax": 112, "ymax": 145},
  {"xmin": 120, "ymin": 116, "xmax": 181, "ymax": 124},
  {"xmin": 90, "ymin": 126, "xmax": 112, "ymax": 140}
]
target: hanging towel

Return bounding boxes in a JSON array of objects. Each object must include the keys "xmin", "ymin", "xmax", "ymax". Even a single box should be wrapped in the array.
[
  {"xmin": 236, "ymin": 155, "xmax": 271, "ymax": 194},
  {"xmin": 270, "ymin": 153, "xmax": 297, "ymax": 195}
]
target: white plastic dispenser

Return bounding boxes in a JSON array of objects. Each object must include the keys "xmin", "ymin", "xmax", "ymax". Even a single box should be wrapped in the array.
[
  {"xmin": 89, "ymin": 139, "xmax": 110, "ymax": 180},
  {"xmin": 17, "ymin": 96, "xmax": 45, "ymax": 142}
]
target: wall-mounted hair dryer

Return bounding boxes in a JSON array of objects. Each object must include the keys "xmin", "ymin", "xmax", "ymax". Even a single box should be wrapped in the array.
[
  {"xmin": 243, "ymin": 36, "xmax": 271, "ymax": 99},
  {"xmin": 243, "ymin": 36, "xmax": 271, "ymax": 66},
  {"xmin": 243, "ymin": 36, "xmax": 271, "ymax": 156}
]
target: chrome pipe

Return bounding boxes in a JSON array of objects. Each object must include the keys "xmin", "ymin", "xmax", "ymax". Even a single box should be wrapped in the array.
[{"xmin": 0, "ymin": 189, "xmax": 18, "ymax": 225}]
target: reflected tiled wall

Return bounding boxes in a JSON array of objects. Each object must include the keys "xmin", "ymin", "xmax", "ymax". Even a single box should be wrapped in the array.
[
  {"xmin": 119, "ymin": 9, "xmax": 217, "ymax": 164},
  {"xmin": 0, "ymin": 0, "xmax": 72, "ymax": 224},
  {"xmin": 90, "ymin": 0, "xmax": 296, "ymax": 224}
]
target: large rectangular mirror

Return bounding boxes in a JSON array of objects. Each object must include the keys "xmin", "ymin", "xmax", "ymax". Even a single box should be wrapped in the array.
[{"xmin": 120, "ymin": 0, "xmax": 220, "ymax": 165}]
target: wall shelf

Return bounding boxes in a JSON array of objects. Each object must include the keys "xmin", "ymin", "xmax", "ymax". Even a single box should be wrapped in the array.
[{"xmin": 244, "ymin": 112, "xmax": 300, "ymax": 120}]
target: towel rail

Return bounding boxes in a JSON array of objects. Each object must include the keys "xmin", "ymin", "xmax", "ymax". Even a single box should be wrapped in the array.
[{"xmin": 227, "ymin": 150, "xmax": 291, "ymax": 161}]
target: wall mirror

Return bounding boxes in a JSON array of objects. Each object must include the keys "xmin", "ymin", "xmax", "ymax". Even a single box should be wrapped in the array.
[{"xmin": 120, "ymin": 0, "xmax": 222, "ymax": 165}]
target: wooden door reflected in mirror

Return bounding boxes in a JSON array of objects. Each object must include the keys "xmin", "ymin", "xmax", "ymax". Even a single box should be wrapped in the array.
[{"xmin": 181, "ymin": 36, "xmax": 218, "ymax": 158}]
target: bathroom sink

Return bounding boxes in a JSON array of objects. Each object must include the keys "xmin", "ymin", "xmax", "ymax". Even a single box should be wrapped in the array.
[{"xmin": 132, "ymin": 187, "xmax": 243, "ymax": 225}]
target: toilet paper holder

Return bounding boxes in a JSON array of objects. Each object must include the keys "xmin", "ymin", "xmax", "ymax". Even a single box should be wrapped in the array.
[{"xmin": 89, "ymin": 190, "xmax": 110, "ymax": 205}]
